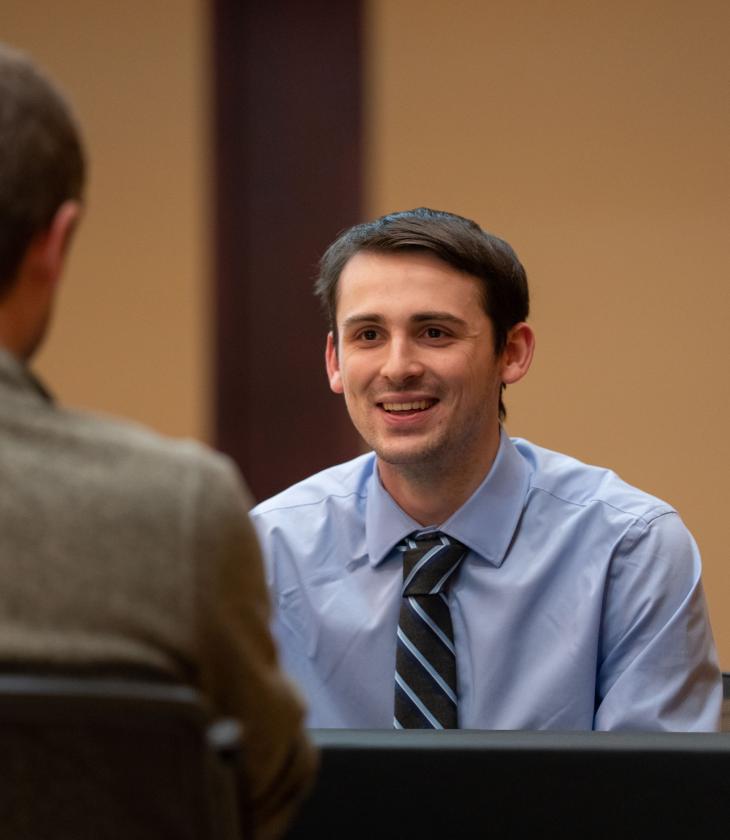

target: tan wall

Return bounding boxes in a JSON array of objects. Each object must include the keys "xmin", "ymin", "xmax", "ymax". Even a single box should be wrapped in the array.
[
  {"xmin": 366, "ymin": 0, "xmax": 730, "ymax": 665},
  {"xmin": 2, "ymin": 1, "xmax": 209, "ymax": 441}
]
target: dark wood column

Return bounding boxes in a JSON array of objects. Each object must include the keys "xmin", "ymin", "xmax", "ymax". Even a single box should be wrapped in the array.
[{"xmin": 213, "ymin": 0, "xmax": 363, "ymax": 500}]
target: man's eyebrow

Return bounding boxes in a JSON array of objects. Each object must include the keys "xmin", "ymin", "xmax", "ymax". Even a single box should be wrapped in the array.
[
  {"xmin": 411, "ymin": 311, "xmax": 468, "ymax": 327},
  {"xmin": 341, "ymin": 313, "xmax": 384, "ymax": 330}
]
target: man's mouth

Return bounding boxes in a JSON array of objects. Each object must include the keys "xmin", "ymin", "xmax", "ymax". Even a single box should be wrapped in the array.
[{"xmin": 379, "ymin": 399, "xmax": 438, "ymax": 413}]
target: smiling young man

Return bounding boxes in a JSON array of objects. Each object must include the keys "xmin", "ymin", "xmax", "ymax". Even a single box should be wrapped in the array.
[{"xmin": 251, "ymin": 207, "xmax": 721, "ymax": 731}]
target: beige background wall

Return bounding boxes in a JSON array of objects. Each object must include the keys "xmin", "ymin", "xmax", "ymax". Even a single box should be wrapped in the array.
[
  {"xmin": 2, "ymin": 1, "xmax": 728, "ymax": 665},
  {"xmin": 3, "ymin": 1, "xmax": 210, "ymax": 440},
  {"xmin": 365, "ymin": 0, "xmax": 729, "ymax": 663}
]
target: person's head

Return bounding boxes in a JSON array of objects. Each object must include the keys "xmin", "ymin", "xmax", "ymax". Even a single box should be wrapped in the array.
[
  {"xmin": 315, "ymin": 207, "xmax": 530, "ymax": 422},
  {"xmin": 319, "ymin": 211, "xmax": 534, "ymax": 511},
  {"xmin": 0, "ymin": 42, "xmax": 85, "ymax": 357}
]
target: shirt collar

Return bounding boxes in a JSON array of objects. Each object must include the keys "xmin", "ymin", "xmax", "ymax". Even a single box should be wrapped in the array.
[
  {"xmin": 365, "ymin": 428, "xmax": 531, "ymax": 568},
  {"xmin": 0, "ymin": 347, "xmax": 54, "ymax": 404}
]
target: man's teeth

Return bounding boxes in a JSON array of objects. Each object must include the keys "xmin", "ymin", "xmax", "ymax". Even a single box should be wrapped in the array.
[{"xmin": 382, "ymin": 400, "xmax": 432, "ymax": 412}]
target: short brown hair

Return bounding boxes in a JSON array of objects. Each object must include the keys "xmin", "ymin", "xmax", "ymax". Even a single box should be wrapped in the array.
[
  {"xmin": 314, "ymin": 207, "xmax": 529, "ymax": 420},
  {"xmin": 0, "ymin": 43, "xmax": 85, "ymax": 294}
]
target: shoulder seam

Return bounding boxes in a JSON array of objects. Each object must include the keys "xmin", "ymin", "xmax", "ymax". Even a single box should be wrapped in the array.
[
  {"xmin": 252, "ymin": 489, "xmax": 368, "ymax": 517},
  {"xmin": 528, "ymin": 484, "xmax": 676, "ymax": 528}
]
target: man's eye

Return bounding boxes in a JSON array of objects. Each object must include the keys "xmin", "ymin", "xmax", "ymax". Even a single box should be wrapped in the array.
[
  {"xmin": 361, "ymin": 329, "xmax": 379, "ymax": 341},
  {"xmin": 425, "ymin": 327, "xmax": 445, "ymax": 338}
]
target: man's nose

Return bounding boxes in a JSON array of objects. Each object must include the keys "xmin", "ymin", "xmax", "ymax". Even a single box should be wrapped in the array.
[{"xmin": 379, "ymin": 337, "xmax": 424, "ymax": 384}]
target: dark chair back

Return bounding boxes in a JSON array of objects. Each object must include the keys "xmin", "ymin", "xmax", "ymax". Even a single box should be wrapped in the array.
[{"xmin": 0, "ymin": 675, "xmax": 244, "ymax": 840}]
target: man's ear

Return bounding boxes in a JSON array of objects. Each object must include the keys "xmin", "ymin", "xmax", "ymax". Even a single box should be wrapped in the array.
[
  {"xmin": 500, "ymin": 322, "xmax": 535, "ymax": 386},
  {"xmin": 24, "ymin": 200, "xmax": 82, "ymax": 291},
  {"xmin": 40, "ymin": 200, "xmax": 82, "ymax": 286},
  {"xmin": 325, "ymin": 332, "xmax": 344, "ymax": 394}
]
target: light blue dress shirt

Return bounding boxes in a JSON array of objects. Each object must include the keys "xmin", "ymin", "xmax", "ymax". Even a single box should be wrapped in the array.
[{"xmin": 251, "ymin": 432, "xmax": 721, "ymax": 731}]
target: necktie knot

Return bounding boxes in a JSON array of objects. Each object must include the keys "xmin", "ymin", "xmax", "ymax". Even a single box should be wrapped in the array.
[{"xmin": 400, "ymin": 532, "xmax": 467, "ymax": 596}]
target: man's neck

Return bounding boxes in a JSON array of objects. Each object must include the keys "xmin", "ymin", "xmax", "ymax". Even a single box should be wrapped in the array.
[
  {"xmin": 377, "ymin": 433, "xmax": 502, "ymax": 526},
  {"xmin": 0, "ymin": 282, "xmax": 44, "ymax": 361}
]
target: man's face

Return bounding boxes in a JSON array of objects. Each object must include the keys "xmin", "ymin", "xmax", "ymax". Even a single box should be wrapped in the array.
[{"xmin": 326, "ymin": 250, "xmax": 506, "ymax": 478}]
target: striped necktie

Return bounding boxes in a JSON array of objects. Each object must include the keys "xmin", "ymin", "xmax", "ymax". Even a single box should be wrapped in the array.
[{"xmin": 393, "ymin": 531, "xmax": 468, "ymax": 729}]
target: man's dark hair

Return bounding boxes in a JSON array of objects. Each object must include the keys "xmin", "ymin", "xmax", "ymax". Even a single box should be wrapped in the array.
[
  {"xmin": 0, "ymin": 43, "xmax": 85, "ymax": 295},
  {"xmin": 314, "ymin": 207, "xmax": 530, "ymax": 421}
]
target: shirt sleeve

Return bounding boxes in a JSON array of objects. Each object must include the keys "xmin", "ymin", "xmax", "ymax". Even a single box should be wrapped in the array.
[
  {"xmin": 192, "ymin": 454, "xmax": 318, "ymax": 839},
  {"xmin": 594, "ymin": 510, "xmax": 722, "ymax": 731}
]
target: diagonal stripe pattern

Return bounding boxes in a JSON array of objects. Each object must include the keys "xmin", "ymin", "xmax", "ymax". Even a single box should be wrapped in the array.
[{"xmin": 394, "ymin": 531, "xmax": 468, "ymax": 729}]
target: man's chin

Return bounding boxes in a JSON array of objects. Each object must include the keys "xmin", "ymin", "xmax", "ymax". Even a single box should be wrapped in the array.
[
  {"xmin": 358, "ymin": 425, "xmax": 445, "ymax": 468},
  {"xmin": 372, "ymin": 441, "xmax": 440, "ymax": 467}
]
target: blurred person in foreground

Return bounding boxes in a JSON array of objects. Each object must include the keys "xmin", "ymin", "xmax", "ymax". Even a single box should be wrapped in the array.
[
  {"xmin": 0, "ymin": 42, "xmax": 315, "ymax": 838},
  {"xmin": 252, "ymin": 207, "xmax": 722, "ymax": 731}
]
